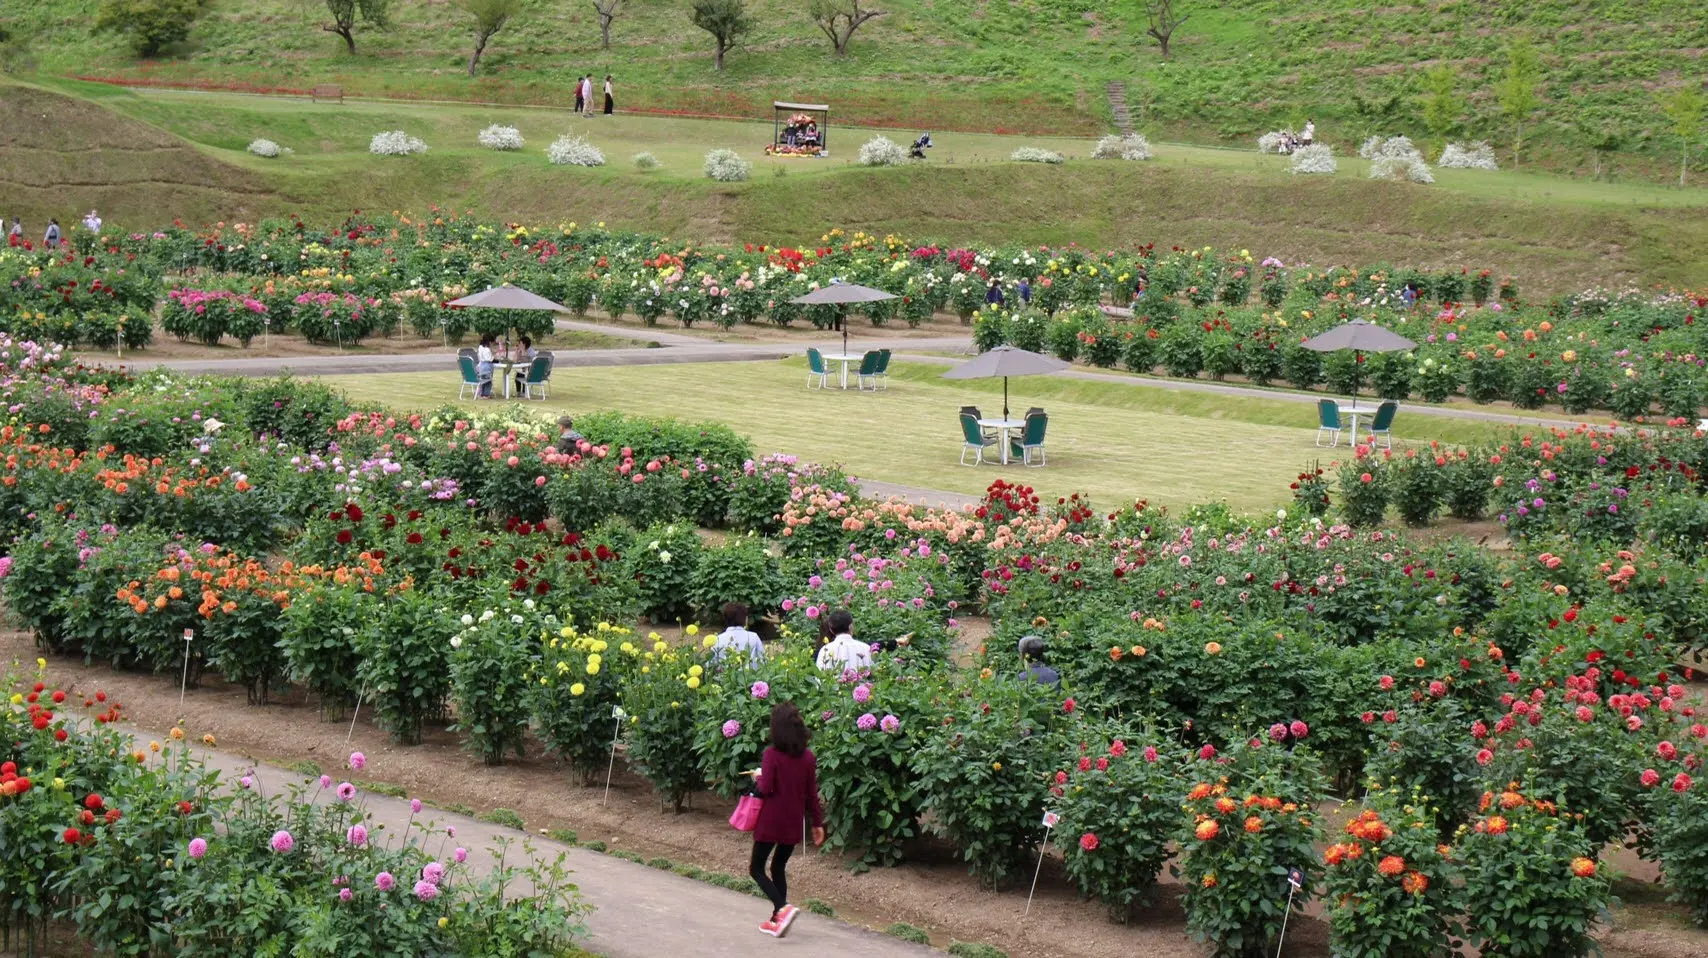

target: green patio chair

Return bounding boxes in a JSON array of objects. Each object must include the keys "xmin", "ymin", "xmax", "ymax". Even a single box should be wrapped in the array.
[
  {"xmin": 1315, "ymin": 399, "xmax": 1342, "ymax": 447},
  {"xmin": 520, "ymin": 355, "xmax": 553, "ymax": 400},
  {"xmin": 1009, "ymin": 411, "xmax": 1049, "ymax": 466},
  {"xmin": 457, "ymin": 355, "xmax": 489, "ymax": 400},
  {"xmin": 856, "ymin": 350, "xmax": 883, "ymax": 390},
  {"xmin": 959, "ymin": 412, "xmax": 996, "ymax": 466},
  {"xmin": 806, "ymin": 347, "xmax": 829, "ymax": 389},
  {"xmin": 873, "ymin": 349, "xmax": 893, "ymax": 390},
  {"xmin": 1369, "ymin": 400, "xmax": 1398, "ymax": 449},
  {"xmin": 960, "ymin": 405, "xmax": 997, "ymax": 443}
]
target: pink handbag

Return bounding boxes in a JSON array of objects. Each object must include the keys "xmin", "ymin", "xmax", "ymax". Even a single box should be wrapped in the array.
[{"xmin": 729, "ymin": 794, "xmax": 763, "ymax": 832}]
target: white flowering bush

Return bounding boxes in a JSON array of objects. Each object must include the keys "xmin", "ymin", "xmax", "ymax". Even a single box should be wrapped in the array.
[
  {"xmin": 703, "ymin": 149, "xmax": 751, "ymax": 182},
  {"xmin": 1258, "ymin": 131, "xmax": 1292, "ymax": 154},
  {"xmin": 369, "ymin": 131, "xmax": 428, "ymax": 156},
  {"xmin": 477, "ymin": 125, "xmax": 525, "ymax": 151},
  {"xmin": 1010, "ymin": 146, "xmax": 1065, "ymax": 164},
  {"xmin": 1091, "ymin": 133, "xmax": 1152, "ymax": 160},
  {"xmin": 546, "ymin": 134, "xmax": 605, "ymax": 166},
  {"xmin": 633, "ymin": 152, "xmax": 660, "ymax": 171},
  {"xmin": 247, "ymin": 139, "xmax": 291, "ymax": 158},
  {"xmin": 1362, "ymin": 136, "xmax": 1433, "ymax": 183},
  {"xmin": 857, "ymin": 135, "xmax": 908, "ymax": 167},
  {"xmin": 1439, "ymin": 141, "xmax": 1499, "ymax": 170},
  {"xmin": 1288, "ymin": 144, "xmax": 1337, "ymax": 175},
  {"xmin": 1360, "ymin": 135, "xmax": 1419, "ymax": 161}
]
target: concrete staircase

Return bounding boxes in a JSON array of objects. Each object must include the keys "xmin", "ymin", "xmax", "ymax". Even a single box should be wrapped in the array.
[{"xmin": 1106, "ymin": 81, "xmax": 1134, "ymax": 134}]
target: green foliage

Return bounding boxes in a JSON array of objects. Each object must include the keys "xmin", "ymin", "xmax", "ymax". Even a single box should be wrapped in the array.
[
  {"xmin": 457, "ymin": 0, "xmax": 520, "ymax": 75},
  {"xmin": 93, "ymin": 0, "xmax": 207, "ymax": 56},
  {"xmin": 449, "ymin": 599, "xmax": 547, "ymax": 765},
  {"xmin": 620, "ymin": 645, "xmax": 710, "ymax": 812},
  {"xmin": 803, "ymin": 897, "xmax": 835, "ymax": 916},
  {"xmin": 690, "ymin": 0, "xmax": 751, "ymax": 70},
  {"xmin": 352, "ymin": 587, "xmax": 451, "ymax": 746},
  {"xmin": 1498, "ymin": 39, "xmax": 1544, "ymax": 167},
  {"xmin": 885, "ymin": 922, "xmax": 930, "ymax": 944},
  {"xmin": 1053, "ymin": 735, "xmax": 1181, "ymax": 920},
  {"xmin": 531, "ymin": 624, "xmax": 641, "ymax": 784},
  {"xmin": 1420, "ymin": 65, "xmax": 1464, "ymax": 145},
  {"xmin": 1323, "ymin": 786, "xmax": 1463, "ymax": 958},
  {"xmin": 1458, "ymin": 788, "xmax": 1610, "ymax": 957},
  {"xmin": 478, "ymin": 807, "xmax": 527, "ymax": 830}
]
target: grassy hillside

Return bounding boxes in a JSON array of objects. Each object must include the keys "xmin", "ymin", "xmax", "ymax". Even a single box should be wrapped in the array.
[
  {"xmin": 7, "ymin": 79, "xmax": 1707, "ymax": 292},
  {"xmin": 9, "ymin": 0, "xmax": 1708, "ymax": 177}
]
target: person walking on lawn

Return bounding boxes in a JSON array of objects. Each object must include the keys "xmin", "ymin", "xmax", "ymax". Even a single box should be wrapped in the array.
[{"xmin": 749, "ymin": 701, "xmax": 826, "ymax": 938}]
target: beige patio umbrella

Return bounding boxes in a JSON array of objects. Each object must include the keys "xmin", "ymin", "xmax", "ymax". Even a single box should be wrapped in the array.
[
  {"xmin": 790, "ymin": 282, "xmax": 896, "ymax": 354},
  {"xmin": 445, "ymin": 283, "xmax": 570, "ymax": 349}
]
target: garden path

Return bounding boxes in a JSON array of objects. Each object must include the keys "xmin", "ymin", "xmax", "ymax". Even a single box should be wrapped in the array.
[{"xmin": 117, "ymin": 720, "xmax": 939, "ymax": 958}]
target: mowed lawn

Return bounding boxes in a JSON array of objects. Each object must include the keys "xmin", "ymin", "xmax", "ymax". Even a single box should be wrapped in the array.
[{"xmin": 328, "ymin": 357, "xmax": 1506, "ymax": 512}]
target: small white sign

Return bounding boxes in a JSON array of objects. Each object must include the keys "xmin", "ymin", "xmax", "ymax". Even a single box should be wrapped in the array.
[
  {"xmin": 1041, "ymin": 811, "xmax": 1060, "ymax": 829},
  {"xmin": 611, "ymin": 705, "xmax": 627, "ymax": 720},
  {"xmin": 183, "ymin": 629, "xmax": 194, "ymax": 640}
]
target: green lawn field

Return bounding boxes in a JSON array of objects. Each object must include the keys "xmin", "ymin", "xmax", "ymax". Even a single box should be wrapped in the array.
[{"xmin": 326, "ymin": 357, "xmax": 1517, "ymax": 512}]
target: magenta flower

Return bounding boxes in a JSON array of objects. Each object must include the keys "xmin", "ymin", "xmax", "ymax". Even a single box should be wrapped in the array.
[
  {"xmin": 805, "ymin": 606, "xmax": 820, "ymax": 619},
  {"xmin": 1290, "ymin": 720, "xmax": 1309, "ymax": 739},
  {"xmin": 410, "ymin": 798, "xmax": 422, "ymax": 814},
  {"xmin": 239, "ymin": 776, "xmax": 254, "ymax": 790},
  {"xmin": 454, "ymin": 847, "xmax": 468, "ymax": 863},
  {"xmin": 375, "ymin": 871, "xmax": 395, "ymax": 891},
  {"xmin": 1142, "ymin": 746, "xmax": 1159, "ymax": 763},
  {"xmin": 187, "ymin": 837, "xmax": 208, "ymax": 859},
  {"xmin": 413, "ymin": 880, "xmax": 439, "ymax": 902},
  {"xmin": 319, "ymin": 775, "xmax": 332, "ymax": 789},
  {"xmin": 853, "ymin": 683, "xmax": 872, "ymax": 704},
  {"xmin": 422, "ymin": 862, "xmax": 445, "ymax": 885},
  {"xmin": 349, "ymin": 751, "xmax": 366, "ymax": 771},
  {"xmin": 339, "ymin": 887, "xmax": 353, "ymax": 902},
  {"xmin": 879, "ymin": 714, "xmax": 900, "ymax": 733},
  {"xmin": 722, "ymin": 719, "xmax": 742, "ymax": 739},
  {"xmin": 269, "ymin": 830, "xmax": 295, "ymax": 854},
  {"xmin": 346, "ymin": 824, "xmax": 368, "ymax": 848},
  {"xmin": 750, "ymin": 681, "xmax": 770, "ymax": 699},
  {"xmin": 336, "ymin": 782, "xmax": 357, "ymax": 802},
  {"xmin": 856, "ymin": 712, "xmax": 878, "ymax": 731}
]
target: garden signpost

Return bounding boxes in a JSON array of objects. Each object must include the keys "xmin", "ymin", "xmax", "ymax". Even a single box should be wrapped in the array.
[
  {"xmin": 1276, "ymin": 865, "xmax": 1305, "ymax": 956},
  {"xmin": 1024, "ymin": 809, "xmax": 1060, "ymax": 917},
  {"xmin": 603, "ymin": 705, "xmax": 626, "ymax": 805},
  {"xmin": 179, "ymin": 628, "xmax": 194, "ymax": 706}
]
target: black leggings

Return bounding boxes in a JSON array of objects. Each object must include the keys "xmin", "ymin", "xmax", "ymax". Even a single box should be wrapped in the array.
[{"xmin": 749, "ymin": 841, "xmax": 795, "ymax": 916}]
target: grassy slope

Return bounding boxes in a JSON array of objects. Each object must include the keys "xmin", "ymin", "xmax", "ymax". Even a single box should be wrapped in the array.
[
  {"xmin": 14, "ymin": 0, "xmax": 1708, "ymax": 173},
  {"xmin": 8, "ymin": 79, "xmax": 1708, "ymax": 291},
  {"xmin": 326, "ymin": 358, "xmax": 1514, "ymax": 512}
]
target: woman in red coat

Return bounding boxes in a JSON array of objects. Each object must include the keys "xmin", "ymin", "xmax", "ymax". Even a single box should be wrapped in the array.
[{"xmin": 750, "ymin": 701, "xmax": 825, "ymax": 937}]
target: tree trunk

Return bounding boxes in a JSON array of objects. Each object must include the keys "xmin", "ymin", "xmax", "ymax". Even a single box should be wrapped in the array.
[
  {"xmin": 1683, "ymin": 143, "xmax": 1689, "ymax": 187},
  {"xmin": 1158, "ymin": 35, "xmax": 1171, "ymax": 59},
  {"xmin": 467, "ymin": 38, "xmax": 486, "ymax": 77},
  {"xmin": 340, "ymin": 28, "xmax": 355, "ymax": 55},
  {"xmin": 600, "ymin": 19, "xmax": 611, "ymax": 49},
  {"xmin": 714, "ymin": 41, "xmax": 725, "ymax": 71},
  {"xmin": 834, "ymin": 35, "xmax": 848, "ymax": 56}
]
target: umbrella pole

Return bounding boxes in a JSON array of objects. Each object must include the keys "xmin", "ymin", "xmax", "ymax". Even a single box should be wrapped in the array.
[{"xmin": 1004, "ymin": 377, "xmax": 1010, "ymax": 419}]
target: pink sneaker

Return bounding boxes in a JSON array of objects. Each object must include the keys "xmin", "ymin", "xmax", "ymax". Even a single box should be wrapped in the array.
[
  {"xmin": 775, "ymin": 904, "xmax": 799, "ymax": 937},
  {"xmin": 759, "ymin": 919, "xmax": 781, "ymax": 937}
]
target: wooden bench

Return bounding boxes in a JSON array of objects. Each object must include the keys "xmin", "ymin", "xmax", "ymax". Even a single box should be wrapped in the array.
[{"xmin": 311, "ymin": 84, "xmax": 344, "ymax": 104}]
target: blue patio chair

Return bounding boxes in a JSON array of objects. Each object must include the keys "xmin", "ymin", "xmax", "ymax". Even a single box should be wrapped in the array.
[
  {"xmin": 1368, "ymin": 401, "xmax": 1398, "ymax": 449},
  {"xmin": 1009, "ymin": 411, "xmax": 1049, "ymax": 466},
  {"xmin": 959, "ymin": 412, "xmax": 996, "ymax": 466},
  {"xmin": 1315, "ymin": 399, "xmax": 1342, "ymax": 447},
  {"xmin": 806, "ymin": 348, "xmax": 829, "ymax": 389},
  {"xmin": 458, "ymin": 355, "xmax": 489, "ymax": 400}
]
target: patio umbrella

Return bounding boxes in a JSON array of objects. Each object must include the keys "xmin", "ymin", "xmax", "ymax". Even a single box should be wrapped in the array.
[
  {"xmin": 790, "ymin": 282, "xmax": 896, "ymax": 355},
  {"xmin": 1301, "ymin": 319, "xmax": 1416, "ymax": 401},
  {"xmin": 446, "ymin": 284, "xmax": 570, "ymax": 346},
  {"xmin": 940, "ymin": 345, "xmax": 1069, "ymax": 418}
]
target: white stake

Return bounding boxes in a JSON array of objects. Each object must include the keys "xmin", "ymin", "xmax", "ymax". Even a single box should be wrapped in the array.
[
  {"xmin": 178, "ymin": 629, "xmax": 194, "ymax": 705},
  {"xmin": 346, "ymin": 681, "xmax": 368, "ymax": 744},
  {"xmin": 1276, "ymin": 867, "xmax": 1304, "ymax": 957},
  {"xmin": 1024, "ymin": 810, "xmax": 1059, "ymax": 917},
  {"xmin": 603, "ymin": 706, "xmax": 626, "ymax": 805}
]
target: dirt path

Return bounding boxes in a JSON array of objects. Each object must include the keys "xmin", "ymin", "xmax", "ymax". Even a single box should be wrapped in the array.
[{"xmin": 9, "ymin": 628, "xmax": 1706, "ymax": 958}]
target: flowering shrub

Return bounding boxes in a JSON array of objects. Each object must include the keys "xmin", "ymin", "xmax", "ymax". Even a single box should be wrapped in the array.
[
  {"xmin": 545, "ymin": 133, "xmax": 605, "ymax": 166},
  {"xmin": 476, "ymin": 124, "xmax": 525, "ymax": 150},
  {"xmin": 163, "ymin": 288, "xmax": 270, "ymax": 347},
  {"xmin": 450, "ymin": 600, "xmax": 552, "ymax": 765},
  {"xmin": 1439, "ymin": 141, "xmax": 1499, "ymax": 170},
  {"xmin": 246, "ymin": 138, "xmax": 292, "ymax": 158},
  {"xmin": 1339, "ymin": 453, "xmax": 1390, "ymax": 527},
  {"xmin": 857, "ymin": 135, "xmax": 909, "ymax": 167},
  {"xmin": 532, "ymin": 623, "xmax": 641, "ymax": 783},
  {"xmin": 1009, "ymin": 146, "xmax": 1065, "ymax": 164},
  {"xmin": 1458, "ymin": 786, "xmax": 1611, "ymax": 957},
  {"xmin": 632, "ymin": 151, "xmax": 660, "ymax": 170},
  {"xmin": 1091, "ymin": 133, "xmax": 1152, "ymax": 160},
  {"xmin": 352, "ymin": 586, "xmax": 450, "ymax": 745},
  {"xmin": 369, "ymin": 131, "xmax": 428, "ymax": 155},
  {"xmin": 811, "ymin": 665, "xmax": 930, "ymax": 868},
  {"xmin": 703, "ymin": 149, "xmax": 751, "ymax": 182},
  {"xmin": 1053, "ymin": 735, "xmax": 1180, "ymax": 919},
  {"xmin": 630, "ymin": 522, "xmax": 703, "ymax": 623},
  {"xmin": 620, "ymin": 642, "xmax": 709, "ymax": 812},
  {"xmin": 1289, "ymin": 144, "xmax": 1337, "ymax": 174},
  {"xmin": 1257, "ymin": 130, "xmax": 1293, "ymax": 153},
  {"xmin": 1323, "ymin": 786, "xmax": 1462, "ymax": 958}
]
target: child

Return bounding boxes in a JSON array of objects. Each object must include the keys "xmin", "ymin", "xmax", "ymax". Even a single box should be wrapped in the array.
[{"xmin": 749, "ymin": 702, "xmax": 826, "ymax": 938}]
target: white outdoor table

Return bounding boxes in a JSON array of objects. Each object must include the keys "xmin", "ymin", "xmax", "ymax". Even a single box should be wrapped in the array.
[
  {"xmin": 494, "ymin": 361, "xmax": 519, "ymax": 399},
  {"xmin": 1337, "ymin": 402, "xmax": 1373, "ymax": 447},
  {"xmin": 978, "ymin": 417, "xmax": 1025, "ymax": 465},
  {"xmin": 820, "ymin": 351, "xmax": 861, "ymax": 390}
]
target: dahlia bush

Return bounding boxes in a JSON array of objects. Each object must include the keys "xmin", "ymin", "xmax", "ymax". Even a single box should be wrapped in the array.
[
  {"xmin": 1323, "ymin": 786, "xmax": 1462, "ymax": 958},
  {"xmin": 1091, "ymin": 133, "xmax": 1153, "ymax": 160},
  {"xmin": 369, "ymin": 131, "xmax": 428, "ymax": 156},
  {"xmin": 531, "ymin": 623, "xmax": 642, "ymax": 783},
  {"xmin": 1053, "ymin": 735, "xmax": 1181, "ymax": 919},
  {"xmin": 857, "ymin": 135, "xmax": 908, "ymax": 167},
  {"xmin": 546, "ymin": 133, "xmax": 605, "ymax": 166},
  {"xmin": 1457, "ymin": 786, "xmax": 1611, "ymax": 957},
  {"xmin": 476, "ymin": 124, "xmax": 525, "ymax": 151},
  {"xmin": 449, "ymin": 600, "xmax": 551, "ymax": 765},
  {"xmin": 703, "ymin": 148, "xmax": 751, "ymax": 182}
]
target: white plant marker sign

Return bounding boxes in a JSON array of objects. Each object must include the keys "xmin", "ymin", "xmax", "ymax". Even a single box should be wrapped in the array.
[{"xmin": 1024, "ymin": 810, "xmax": 1060, "ymax": 916}]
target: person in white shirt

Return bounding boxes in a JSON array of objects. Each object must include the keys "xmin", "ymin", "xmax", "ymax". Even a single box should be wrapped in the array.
[
  {"xmin": 1302, "ymin": 120, "xmax": 1315, "ymax": 146},
  {"xmin": 712, "ymin": 602, "xmax": 766, "ymax": 667},
  {"xmin": 581, "ymin": 76, "xmax": 594, "ymax": 116},
  {"xmin": 83, "ymin": 210, "xmax": 102, "ymax": 233},
  {"xmin": 814, "ymin": 610, "xmax": 872, "ymax": 672},
  {"xmin": 475, "ymin": 334, "xmax": 496, "ymax": 398}
]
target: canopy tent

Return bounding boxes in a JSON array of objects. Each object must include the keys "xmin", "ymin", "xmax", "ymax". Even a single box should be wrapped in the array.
[
  {"xmin": 790, "ymin": 282, "xmax": 895, "ymax": 355},
  {"xmin": 1301, "ymin": 319, "xmax": 1417, "ymax": 401},
  {"xmin": 940, "ymin": 345, "xmax": 1070, "ymax": 418},
  {"xmin": 770, "ymin": 101, "xmax": 829, "ymax": 156}
]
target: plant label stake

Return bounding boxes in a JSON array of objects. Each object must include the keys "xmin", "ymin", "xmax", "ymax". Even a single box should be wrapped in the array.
[
  {"xmin": 602, "ymin": 705, "xmax": 626, "ymax": 806},
  {"xmin": 178, "ymin": 628, "xmax": 194, "ymax": 705},
  {"xmin": 1024, "ymin": 810, "xmax": 1059, "ymax": 917},
  {"xmin": 1275, "ymin": 866, "xmax": 1305, "ymax": 957},
  {"xmin": 346, "ymin": 681, "xmax": 369, "ymax": 744}
]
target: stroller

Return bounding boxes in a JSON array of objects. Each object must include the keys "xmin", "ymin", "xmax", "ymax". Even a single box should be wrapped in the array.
[{"xmin": 908, "ymin": 132, "xmax": 933, "ymax": 160}]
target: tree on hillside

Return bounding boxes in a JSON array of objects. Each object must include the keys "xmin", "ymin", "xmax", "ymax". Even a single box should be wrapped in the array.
[
  {"xmin": 591, "ymin": 0, "xmax": 624, "ymax": 50},
  {"xmin": 1570, "ymin": 112, "xmax": 1624, "ymax": 181},
  {"xmin": 1660, "ymin": 83, "xmax": 1704, "ymax": 187},
  {"xmin": 691, "ymin": 0, "xmax": 751, "ymax": 72},
  {"xmin": 1141, "ymin": 0, "xmax": 1189, "ymax": 60},
  {"xmin": 1420, "ymin": 65, "xmax": 1463, "ymax": 147},
  {"xmin": 1497, "ymin": 39, "xmax": 1543, "ymax": 169},
  {"xmin": 458, "ymin": 0, "xmax": 520, "ymax": 77},
  {"xmin": 807, "ymin": 0, "xmax": 883, "ymax": 58},
  {"xmin": 94, "ymin": 0, "xmax": 209, "ymax": 57},
  {"xmin": 322, "ymin": 0, "xmax": 390, "ymax": 56},
  {"xmin": 1350, "ymin": 89, "xmax": 1405, "ymax": 139}
]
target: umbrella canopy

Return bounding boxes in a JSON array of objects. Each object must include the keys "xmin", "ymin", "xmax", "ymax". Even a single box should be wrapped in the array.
[
  {"xmin": 940, "ymin": 345, "xmax": 1069, "ymax": 418},
  {"xmin": 1300, "ymin": 319, "xmax": 1416, "ymax": 354},
  {"xmin": 792, "ymin": 282, "xmax": 896, "ymax": 352},
  {"xmin": 445, "ymin": 284, "xmax": 569, "ymax": 313}
]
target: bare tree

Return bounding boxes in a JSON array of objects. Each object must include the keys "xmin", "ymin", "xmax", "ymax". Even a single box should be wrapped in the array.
[
  {"xmin": 807, "ymin": 0, "xmax": 882, "ymax": 58},
  {"xmin": 459, "ymin": 0, "xmax": 520, "ymax": 77},
  {"xmin": 322, "ymin": 0, "xmax": 390, "ymax": 56},
  {"xmin": 690, "ymin": 0, "xmax": 751, "ymax": 72},
  {"xmin": 590, "ymin": 0, "xmax": 623, "ymax": 50},
  {"xmin": 1142, "ymin": 0, "xmax": 1189, "ymax": 60}
]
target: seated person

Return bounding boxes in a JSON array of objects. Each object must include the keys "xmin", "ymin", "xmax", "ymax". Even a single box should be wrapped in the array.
[
  {"xmin": 1018, "ymin": 635, "xmax": 1060, "ymax": 690},
  {"xmin": 554, "ymin": 416, "xmax": 585, "ymax": 454},
  {"xmin": 814, "ymin": 610, "xmax": 871, "ymax": 672},
  {"xmin": 711, "ymin": 602, "xmax": 766, "ymax": 667}
]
